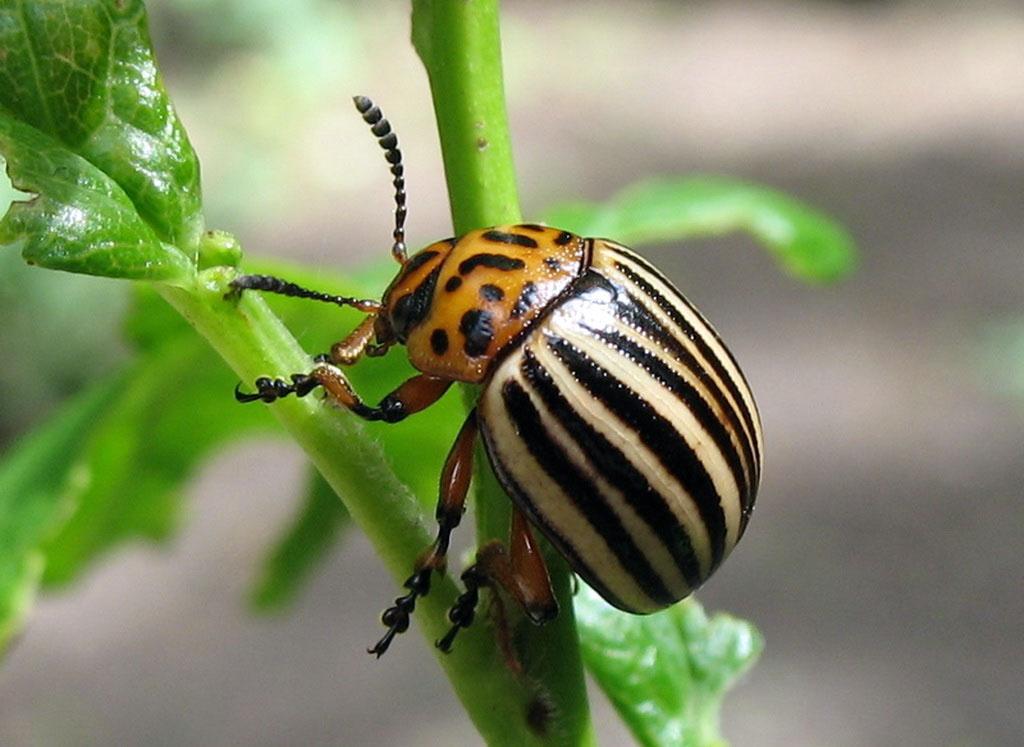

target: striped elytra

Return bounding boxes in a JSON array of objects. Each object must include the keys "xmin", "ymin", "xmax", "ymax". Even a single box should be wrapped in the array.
[
  {"xmin": 231, "ymin": 96, "xmax": 762, "ymax": 657},
  {"xmin": 477, "ymin": 238, "xmax": 762, "ymax": 613}
]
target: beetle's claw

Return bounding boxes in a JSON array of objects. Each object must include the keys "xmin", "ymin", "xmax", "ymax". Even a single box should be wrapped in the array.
[
  {"xmin": 368, "ymin": 569, "xmax": 432, "ymax": 658},
  {"xmin": 234, "ymin": 374, "xmax": 321, "ymax": 404}
]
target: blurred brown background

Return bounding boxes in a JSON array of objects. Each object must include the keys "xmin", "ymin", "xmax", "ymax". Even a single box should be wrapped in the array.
[{"xmin": 1, "ymin": 1, "xmax": 1022, "ymax": 745}]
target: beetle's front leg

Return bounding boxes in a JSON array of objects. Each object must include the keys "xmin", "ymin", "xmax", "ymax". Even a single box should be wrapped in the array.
[
  {"xmin": 236, "ymin": 366, "xmax": 451, "ymax": 424},
  {"xmin": 369, "ymin": 411, "xmax": 479, "ymax": 657},
  {"xmin": 326, "ymin": 314, "xmax": 394, "ymax": 365},
  {"xmin": 315, "ymin": 367, "xmax": 451, "ymax": 423}
]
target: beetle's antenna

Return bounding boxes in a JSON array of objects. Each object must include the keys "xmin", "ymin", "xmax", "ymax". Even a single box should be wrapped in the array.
[{"xmin": 353, "ymin": 95, "xmax": 407, "ymax": 266}]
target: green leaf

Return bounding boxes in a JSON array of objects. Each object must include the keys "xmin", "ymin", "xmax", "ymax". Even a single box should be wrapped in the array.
[
  {"xmin": 0, "ymin": 112, "xmax": 193, "ymax": 280},
  {"xmin": 543, "ymin": 176, "xmax": 857, "ymax": 283},
  {"xmin": 250, "ymin": 467, "xmax": 350, "ymax": 611},
  {"xmin": 0, "ymin": 553, "xmax": 42, "ymax": 651},
  {"xmin": 0, "ymin": 377, "xmax": 122, "ymax": 650},
  {"xmin": 39, "ymin": 334, "xmax": 274, "ymax": 586},
  {"xmin": 575, "ymin": 586, "xmax": 763, "ymax": 747},
  {"xmin": 0, "ymin": 0, "xmax": 203, "ymax": 248},
  {"xmin": 0, "ymin": 240, "xmax": 130, "ymax": 439}
]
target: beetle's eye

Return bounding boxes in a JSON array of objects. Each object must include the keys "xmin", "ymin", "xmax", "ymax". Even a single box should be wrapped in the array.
[
  {"xmin": 389, "ymin": 292, "xmax": 415, "ymax": 341},
  {"xmin": 388, "ymin": 267, "xmax": 441, "ymax": 342}
]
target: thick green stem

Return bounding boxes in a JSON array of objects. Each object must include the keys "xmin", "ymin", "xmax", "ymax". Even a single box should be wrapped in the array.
[{"xmin": 413, "ymin": 2, "xmax": 595, "ymax": 745}]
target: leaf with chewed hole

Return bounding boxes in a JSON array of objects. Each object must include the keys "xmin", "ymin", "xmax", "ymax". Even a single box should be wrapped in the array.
[
  {"xmin": 544, "ymin": 176, "xmax": 857, "ymax": 284},
  {"xmin": 575, "ymin": 585, "xmax": 763, "ymax": 747},
  {"xmin": 0, "ymin": 0, "xmax": 203, "ymax": 249},
  {"xmin": 0, "ymin": 113, "xmax": 192, "ymax": 281}
]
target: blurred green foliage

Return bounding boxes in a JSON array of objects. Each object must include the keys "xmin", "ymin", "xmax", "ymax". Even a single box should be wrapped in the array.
[
  {"xmin": 545, "ymin": 177, "xmax": 858, "ymax": 283},
  {"xmin": 249, "ymin": 468, "xmax": 350, "ymax": 611},
  {"xmin": 979, "ymin": 319, "xmax": 1024, "ymax": 403}
]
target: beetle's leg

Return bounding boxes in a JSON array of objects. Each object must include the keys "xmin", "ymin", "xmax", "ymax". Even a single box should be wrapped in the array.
[
  {"xmin": 436, "ymin": 508, "xmax": 558, "ymax": 655},
  {"xmin": 327, "ymin": 314, "xmax": 381, "ymax": 365},
  {"xmin": 230, "ymin": 276, "xmax": 397, "ymax": 386},
  {"xmin": 316, "ymin": 368, "xmax": 451, "ymax": 423},
  {"xmin": 369, "ymin": 411, "xmax": 479, "ymax": 657},
  {"xmin": 236, "ymin": 366, "xmax": 451, "ymax": 425}
]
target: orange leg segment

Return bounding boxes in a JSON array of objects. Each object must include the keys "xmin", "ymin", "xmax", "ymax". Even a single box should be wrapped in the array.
[
  {"xmin": 236, "ymin": 363, "xmax": 451, "ymax": 425},
  {"xmin": 314, "ymin": 367, "xmax": 451, "ymax": 423},
  {"xmin": 368, "ymin": 411, "xmax": 480, "ymax": 657},
  {"xmin": 329, "ymin": 314, "xmax": 380, "ymax": 365}
]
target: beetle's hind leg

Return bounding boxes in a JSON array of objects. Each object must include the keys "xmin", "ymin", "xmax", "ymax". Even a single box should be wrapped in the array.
[
  {"xmin": 369, "ymin": 411, "xmax": 480, "ymax": 657},
  {"xmin": 436, "ymin": 508, "xmax": 558, "ymax": 657}
]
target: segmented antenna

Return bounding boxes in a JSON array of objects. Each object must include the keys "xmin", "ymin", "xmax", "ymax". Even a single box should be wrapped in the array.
[{"xmin": 353, "ymin": 95, "xmax": 408, "ymax": 265}]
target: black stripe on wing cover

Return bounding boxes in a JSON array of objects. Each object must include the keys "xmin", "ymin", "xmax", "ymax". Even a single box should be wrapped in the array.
[
  {"xmin": 500, "ymin": 378, "xmax": 676, "ymax": 606},
  {"xmin": 519, "ymin": 348, "xmax": 702, "ymax": 589},
  {"xmin": 546, "ymin": 335, "xmax": 729, "ymax": 573}
]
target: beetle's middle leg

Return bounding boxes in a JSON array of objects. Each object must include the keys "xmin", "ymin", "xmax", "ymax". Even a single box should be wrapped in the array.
[{"xmin": 368, "ymin": 411, "xmax": 479, "ymax": 657}]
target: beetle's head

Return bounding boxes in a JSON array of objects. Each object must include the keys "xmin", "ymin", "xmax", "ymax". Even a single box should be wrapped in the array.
[{"xmin": 376, "ymin": 241, "xmax": 453, "ymax": 344}]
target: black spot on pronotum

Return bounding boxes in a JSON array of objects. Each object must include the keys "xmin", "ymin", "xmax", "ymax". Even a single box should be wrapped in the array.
[
  {"xmin": 481, "ymin": 230, "xmax": 539, "ymax": 249},
  {"xmin": 544, "ymin": 257, "xmax": 561, "ymax": 271},
  {"xmin": 511, "ymin": 281, "xmax": 539, "ymax": 319},
  {"xmin": 459, "ymin": 309, "xmax": 495, "ymax": 357},
  {"xmin": 479, "ymin": 284, "xmax": 505, "ymax": 302},
  {"xmin": 517, "ymin": 223, "xmax": 547, "ymax": 233},
  {"xmin": 430, "ymin": 328, "xmax": 449, "ymax": 355},
  {"xmin": 458, "ymin": 253, "xmax": 526, "ymax": 275},
  {"xmin": 554, "ymin": 231, "xmax": 573, "ymax": 246},
  {"xmin": 445, "ymin": 276, "xmax": 463, "ymax": 292}
]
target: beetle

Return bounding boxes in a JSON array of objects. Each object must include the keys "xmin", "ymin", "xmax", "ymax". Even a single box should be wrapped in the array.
[{"xmin": 230, "ymin": 96, "xmax": 763, "ymax": 657}]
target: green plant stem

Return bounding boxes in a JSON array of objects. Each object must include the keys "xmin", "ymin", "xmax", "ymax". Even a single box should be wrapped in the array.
[
  {"xmin": 156, "ymin": 271, "xmax": 564, "ymax": 747},
  {"xmin": 413, "ymin": 1, "xmax": 595, "ymax": 745},
  {"xmin": 412, "ymin": 0, "xmax": 521, "ymax": 233}
]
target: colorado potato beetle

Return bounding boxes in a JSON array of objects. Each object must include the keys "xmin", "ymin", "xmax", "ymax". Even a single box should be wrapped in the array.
[{"xmin": 231, "ymin": 96, "xmax": 762, "ymax": 657}]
